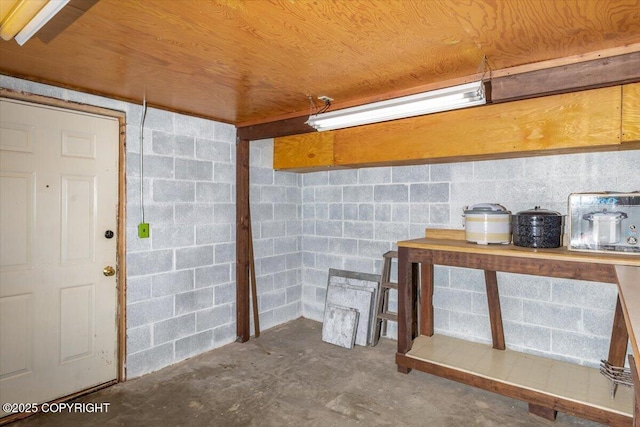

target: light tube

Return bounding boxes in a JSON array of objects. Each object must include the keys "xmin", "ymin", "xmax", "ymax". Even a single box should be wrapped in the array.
[
  {"xmin": 306, "ymin": 81, "xmax": 486, "ymax": 132},
  {"xmin": 14, "ymin": 0, "xmax": 69, "ymax": 46}
]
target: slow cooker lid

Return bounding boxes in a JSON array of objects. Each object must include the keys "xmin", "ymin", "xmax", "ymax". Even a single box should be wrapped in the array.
[
  {"xmin": 515, "ymin": 206, "xmax": 561, "ymax": 216},
  {"xmin": 464, "ymin": 203, "xmax": 510, "ymax": 214}
]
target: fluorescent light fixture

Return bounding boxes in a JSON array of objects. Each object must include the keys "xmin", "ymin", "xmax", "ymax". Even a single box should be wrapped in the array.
[
  {"xmin": 13, "ymin": 0, "xmax": 69, "ymax": 46},
  {"xmin": 306, "ymin": 81, "xmax": 487, "ymax": 132}
]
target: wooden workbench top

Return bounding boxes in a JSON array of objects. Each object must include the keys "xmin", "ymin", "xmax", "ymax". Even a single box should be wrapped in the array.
[{"xmin": 398, "ymin": 237, "xmax": 640, "ymax": 267}]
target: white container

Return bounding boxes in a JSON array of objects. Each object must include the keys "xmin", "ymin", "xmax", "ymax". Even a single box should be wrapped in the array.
[{"xmin": 464, "ymin": 203, "xmax": 511, "ymax": 245}]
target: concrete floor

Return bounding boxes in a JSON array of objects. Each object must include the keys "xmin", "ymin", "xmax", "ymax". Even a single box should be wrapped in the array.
[{"xmin": 13, "ymin": 318, "xmax": 604, "ymax": 426}]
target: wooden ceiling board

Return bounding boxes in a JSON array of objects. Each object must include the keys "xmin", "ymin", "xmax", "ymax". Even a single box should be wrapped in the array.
[{"xmin": 0, "ymin": 0, "xmax": 639, "ymax": 124}]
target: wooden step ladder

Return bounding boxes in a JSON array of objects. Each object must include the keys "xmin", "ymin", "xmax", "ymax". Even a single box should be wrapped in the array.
[{"xmin": 373, "ymin": 250, "xmax": 398, "ymax": 346}]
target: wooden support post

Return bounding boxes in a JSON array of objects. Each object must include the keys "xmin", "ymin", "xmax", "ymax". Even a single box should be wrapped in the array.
[
  {"xmin": 420, "ymin": 262, "xmax": 434, "ymax": 337},
  {"xmin": 484, "ymin": 270, "xmax": 505, "ymax": 350},
  {"xmin": 609, "ymin": 296, "xmax": 630, "ymax": 367},
  {"xmin": 397, "ymin": 246, "xmax": 413, "ymax": 374},
  {"xmin": 236, "ymin": 138, "xmax": 250, "ymax": 342}
]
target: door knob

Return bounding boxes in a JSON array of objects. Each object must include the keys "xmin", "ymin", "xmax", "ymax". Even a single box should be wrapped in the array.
[{"xmin": 103, "ymin": 266, "xmax": 116, "ymax": 276}]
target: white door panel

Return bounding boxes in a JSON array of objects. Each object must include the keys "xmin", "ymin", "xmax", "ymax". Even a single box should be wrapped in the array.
[{"xmin": 0, "ymin": 99, "xmax": 118, "ymax": 414}]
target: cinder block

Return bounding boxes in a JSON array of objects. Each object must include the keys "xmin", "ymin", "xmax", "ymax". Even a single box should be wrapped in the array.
[
  {"xmin": 274, "ymin": 203, "xmax": 298, "ymax": 220},
  {"xmin": 260, "ymin": 289, "xmax": 287, "ymax": 312},
  {"xmin": 328, "ymin": 238, "xmax": 358, "ymax": 255},
  {"xmin": 273, "ymin": 236, "xmax": 298, "ymax": 254},
  {"xmin": 213, "ymin": 203, "xmax": 236, "ymax": 224},
  {"xmin": 214, "ymin": 163, "xmax": 236, "ymax": 183},
  {"xmin": 259, "ymin": 254, "xmax": 288, "ymax": 274},
  {"xmin": 213, "ymin": 323, "xmax": 236, "ymax": 346},
  {"xmin": 127, "ymin": 276, "xmax": 152, "ymax": 303},
  {"xmin": 430, "ymin": 204, "xmax": 450, "ymax": 224},
  {"xmin": 410, "ymin": 204, "xmax": 430, "ymax": 223},
  {"xmin": 152, "ymin": 131, "xmax": 195, "ymax": 157},
  {"xmin": 250, "ymin": 203, "xmax": 273, "ymax": 222},
  {"xmin": 583, "ymin": 308, "xmax": 615, "ymax": 336},
  {"xmin": 497, "ymin": 273, "xmax": 551, "ymax": 301},
  {"xmin": 143, "ymin": 204, "xmax": 175, "ymax": 224},
  {"xmin": 175, "ymin": 158, "xmax": 212, "ymax": 181},
  {"xmin": 127, "ymin": 296, "xmax": 174, "ymax": 328},
  {"xmin": 286, "ymin": 285, "xmax": 302, "ymax": 303},
  {"xmin": 391, "ymin": 204, "xmax": 409, "ymax": 222},
  {"xmin": 176, "ymin": 245, "xmax": 214, "ymax": 270},
  {"xmin": 375, "ymin": 204, "xmax": 391, "ymax": 222},
  {"xmin": 213, "ymin": 122, "xmax": 236, "ymax": 143},
  {"xmin": 359, "ymin": 167, "xmax": 391, "ymax": 184},
  {"xmin": 409, "ymin": 183, "xmax": 449, "ymax": 202},
  {"xmin": 196, "ymin": 182, "xmax": 231, "ymax": 203},
  {"xmin": 523, "ymin": 301, "xmax": 581, "ymax": 331},
  {"xmin": 143, "ymin": 155, "xmax": 175, "ymax": 179},
  {"xmin": 450, "ymin": 267, "xmax": 484, "ymax": 292},
  {"xmin": 276, "ymin": 172, "xmax": 299, "ymax": 187},
  {"xmin": 175, "ymin": 114, "xmax": 214, "ymax": 139},
  {"xmin": 152, "ymin": 270, "xmax": 194, "ymax": 297},
  {"xmin": 196, "ymin": 305, "xmax": 231, "ymax": 331},
  {"xmin": 127, "ymin": 325, "xmax": 152, "ymax": 354},
  {"xmin": 253, "ymin": 238, "xmax": 274, "ymax": 257},
  {"xmin": 175, "ymin": 204, "xmax": 214, "ymax": 224},
  {"xmin": 214, "ymin": 282, "xmax": 235, "ymax": 305},
  {"xmin": 251, "ymin": 167, "xmax": 273, "ymax": 185},
  {"xmin": 449, "ymin": 311, "xmax": 491, "ymax": 342},
  {"xmin": 302, "ymin": 188, "xmax": 315, "ymax": 203},
  {"xmin": 433, "ymin": 287, "xmax": 473, "ymax": 312},
  {"xmin": 153, "ymin": 180, "xmax": 195, "ymax": 202},
  {"xmin": 392, "ymin": 165, "xmax": 429, "ymax": 182},
  {"xmin": 261, "ymin": 186, "xmax": 288, "ymax": 203},
  {"xmin": 214, "ymin": 243, "xmax": 235, "ymax": 264},
  {"xmin": 343, "ymin": 257, "xmax": 375, "ymax": 274},
  {"xmin": 144, "ymin": 108, "xmax": 174, "ymax": 133},
  {"xmin": 374, "ymin": 222, "xmax": 409, "ymax": 241},
  {"xmin": 127, "ymin": 250, "xmax": 173, "ymax": 276},
  {"xmin": 286, "ymin": 252, "xmax": 302, "ymax": 269},
  {"xmin": 475, "ymin": 158, "xmax": 524, "ymax": 180},
  {"xmin": 303, "ymin": 236, "xmax": 329, "ymax": 252},
  {"xmin": 358, "ymin": 240, "xmax": 391, "ymax": 258},
  {"xmin": 316, "ymin": 253, "xmax": 344, "ymax": 271},
  {"xmin": 274, "ymin": 301, "xmax": 302, "ymax": 325},
  {"xmin": 153, "ymin": 313, "xmax": 196, "ymax": 345},
  {"xmin": 175, "ymin": 330, "xmax": 214, "ymax": 360},
  {"xmin": 358, "ymin": 204, "xmax": 374, "ymax": 221},
  {"xmin": 175, "ymin": 287, "xmax": 214, "ymax": 315},
  {"xmin": 127, "ymin": 225, "xmax": 152, "ymax": 252},
  {"xmin": 551, "ymin": 279, "xmax": 617, "ymax": 309},
  {"xmin": 315, "ymin": 220, "xmax": 342, "ymax": 237},
  {"xmin": 328, "ymin": 204, "xmax": 343, "ymax": 220},
  {"xmin": 343, "ymin": 221, "xmax": 374, "ymax": 239},
  {"xmin": 551, "ymin": 330, "xmax": 609, "ymax": 363},
  {"xmin": 195, "ymin": 264, "xmax": 231, "ymax": 288},
  {"xmin": 329, "ymin": 169, "xmax": 358, "ymax": 185},
  {"xmin": 152, "ymin": 225, "xmax": 195, "ymax": 249},
  {"xmin": 126, "ymin": 343, "xmax": 174, "ymax": 378},
  {"xmin": 195, "ymin": 138, "xmax": 231, "ymax": 162},
  {"xmin": 344, "ymin": 185, "xmax": 373, "ymax": 203},
  {"xmin": 303, "ymin": 171, "xmax": 328, "ymax": 186},
  {"xmin": 196, "ymin": 224, "xmax": 231, "ymax": 244},
  {"xmin": 286, "ymin": 220, "xmax": 302, "ymax": 236},
  {"xmin": 261, "ymin": 221, "xmax": 286, "ymax": 238},
  {"xmin": 374, "ymin": 184, "xmax": 408, "ymax": 203},
  {"xmin": 286, "ymin": 187, "xmax": 301, "ymax": 203}
]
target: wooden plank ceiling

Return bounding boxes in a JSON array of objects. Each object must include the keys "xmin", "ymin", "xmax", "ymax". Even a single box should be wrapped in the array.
[{"xmin": 1, "ymin": 0, "xmax": 639, "ymax": 126}]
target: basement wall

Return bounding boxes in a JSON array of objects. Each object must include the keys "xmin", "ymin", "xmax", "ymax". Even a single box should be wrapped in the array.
[
  {"xmin": 0, "ymin": 77, "xmax": 301, "ymax": 378},
  {"xmin": 294, "ymin": 144, "xmax": 640, "ymax": 367}
]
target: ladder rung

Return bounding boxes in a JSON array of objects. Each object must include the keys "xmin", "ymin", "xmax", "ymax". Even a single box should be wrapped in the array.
[
  {"xmin": 377, "ymin": 312, "xmax": 397, "ymax": 322},
  {"xmin": 381, "ymin": 281, "xmax": 398, "ymax": 290}
]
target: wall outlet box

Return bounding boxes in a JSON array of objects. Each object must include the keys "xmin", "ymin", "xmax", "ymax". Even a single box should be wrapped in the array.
[{"xmin": 138, "ymin": 223, "xmax": 150, "ymax": 238}]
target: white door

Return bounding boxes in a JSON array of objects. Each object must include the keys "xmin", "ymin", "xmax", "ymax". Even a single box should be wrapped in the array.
[{"xmin": 0, "ymin": 98, "xmax": 119, "ymax": 415}]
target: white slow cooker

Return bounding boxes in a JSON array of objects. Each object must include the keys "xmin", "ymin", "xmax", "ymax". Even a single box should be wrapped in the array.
[{"xmin": 464, "ymin": 203, "xmax": 512, "ymax": 244}]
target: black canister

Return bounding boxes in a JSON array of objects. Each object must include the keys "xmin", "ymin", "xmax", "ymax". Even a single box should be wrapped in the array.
[{"xmin": 512, "ymin": 207, "xmax": 565, "ymax": 248}]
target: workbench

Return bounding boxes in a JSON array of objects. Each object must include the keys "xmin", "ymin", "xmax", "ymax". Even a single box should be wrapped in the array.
[{"xmin": 396, "ymin": 232, "xmax": 640, "ymax": 426}]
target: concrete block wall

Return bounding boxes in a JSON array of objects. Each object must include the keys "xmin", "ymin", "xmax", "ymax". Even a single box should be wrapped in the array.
[
  {"xmin": 0, "ymin": 76, "xmax": 301, "ymax": 379},
  {"xmin": 299, "ymin": 149, "xmax": 640, "ymax": 367}
]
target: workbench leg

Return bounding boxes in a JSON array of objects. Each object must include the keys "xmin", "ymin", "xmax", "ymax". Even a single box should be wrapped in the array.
[
  {"xmin": 630, "ymin": 355, "xmax": 640, "ymax": 427},
  {"xmin": 420, "ymin": 262, "xmax": 434, "ymax": 337},
  {"xmin": 528, "ymin": 403, "xmax": 557, "ymax": 421},
  {"xmin": 608, "ymin": 296, "xmax": 629, "ymax": 367},
  {"xmin": 484, "ymin": 270, "xmax": 505, "ymax": 350},
  {"xmin": 397, "ymin": 247, "xmax": 414, "ymax": 374}
]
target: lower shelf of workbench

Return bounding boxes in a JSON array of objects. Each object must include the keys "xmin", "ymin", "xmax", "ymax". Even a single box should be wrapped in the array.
[{"xmin": 396, "ymin": 334, "xmax": 633, "ymax": 426}]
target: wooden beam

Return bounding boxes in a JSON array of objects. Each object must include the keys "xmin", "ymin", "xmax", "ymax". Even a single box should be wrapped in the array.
[
  {"xmin": 237, "ymin": 115, "xmax": 313, "ymax": 141},
  {"xmin": 236, "ymin": 138, "xmax": 250, "ymax": 342},
  {"xmin": 491, "ymin": 51, "xmax": 640, "ymax": 103}
]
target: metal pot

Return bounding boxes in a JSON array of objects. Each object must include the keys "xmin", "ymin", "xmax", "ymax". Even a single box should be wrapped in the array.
[
  {"xmin": 463, "ymin": 203, "xmax": 511, "ymax": 244},
  {"xmin": 512, "ymin": 206, "xmax": 564, "ymax": 248},
  {"xmin": 582, "ymin": 209, "xmax": 628, "ymax": 244}
]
